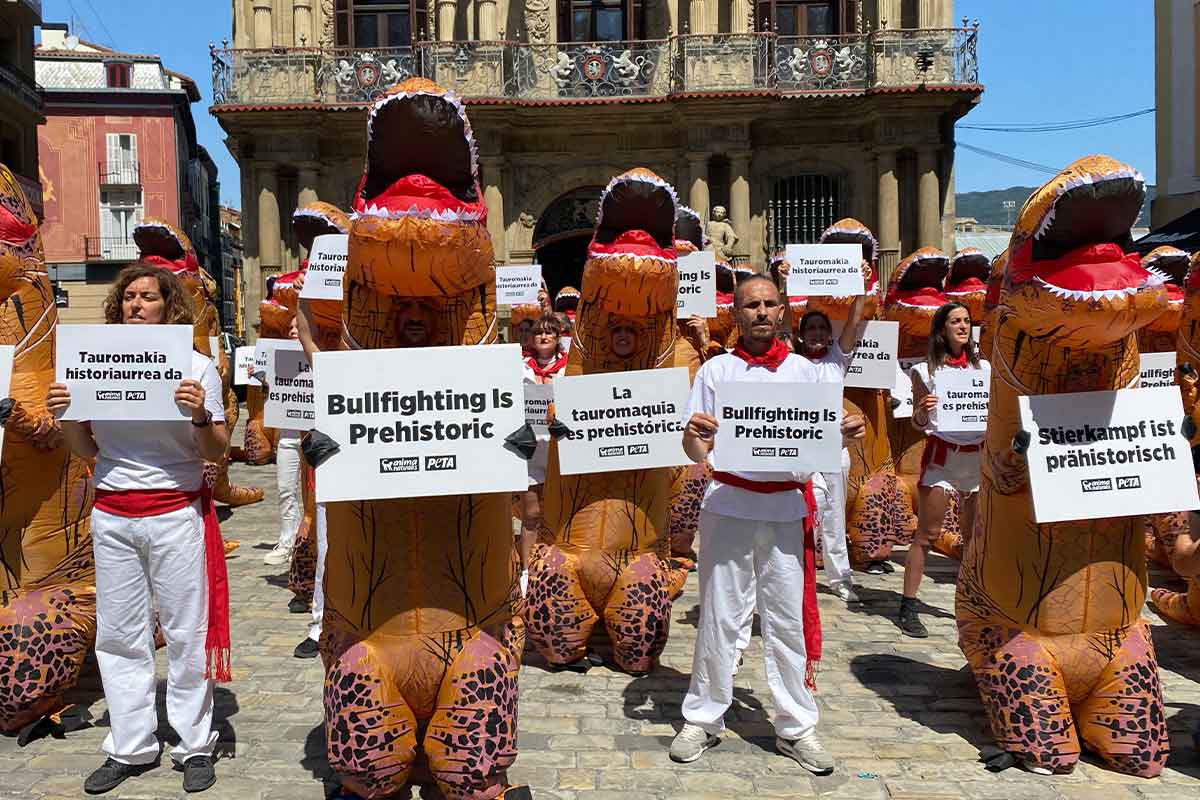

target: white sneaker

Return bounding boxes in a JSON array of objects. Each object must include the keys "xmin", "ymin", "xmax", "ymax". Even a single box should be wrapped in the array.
[
  {"xmin": 831, "ymin": 582, "xmax": 860, "ymax": 604},
  {"xmin": 263, "ymin": 545, "xmax": 292, "ymax": 566},
  {"xmin": 669, "ymin": 723, "xmax": 719, "ymax": 763},
  {"xmin": 777, "ymin": 729, "xmax": 835, "ymax": 774}
]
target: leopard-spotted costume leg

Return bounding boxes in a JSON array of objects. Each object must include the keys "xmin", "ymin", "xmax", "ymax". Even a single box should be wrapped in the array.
[
  {"xmin": 957, "ymin": 620, "xmax": 1080, "ymax": 773},
  {"xmin": 322, "ymin": 628, "xmax": 419, "ymax": 799},
  {"xmin": 1074, "ymin": 621, "xmax": 1170, "ymax": 777},
  {"xmin": 1151, "ymin": 579, "xmax": 1200, "ymax": 625},
  {"xmin": 424, "ymin": 621, "xmax": 523, "ymax": 800},
  {"xmin": 847, "ymin": 470, "xmax": 911, "ymax": 566},
  {"xmin": 1144, "ymin": 512, "xmax": 1185, "ymax": 570},
  {"xmin": 930, "ymin": 491, "xmax": 964, "ymax": 560},
  {"xmin": 603, "ymin": 552, "xmax": 672, "ymax": 674},
  {"xmin": 524, "ymin": 543, "xmax": 598, "ymax": 666}
]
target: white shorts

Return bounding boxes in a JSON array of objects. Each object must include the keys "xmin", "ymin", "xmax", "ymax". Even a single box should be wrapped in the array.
[{"xmin": 919, "ymin": 443, "xmax": 981, "ymax": 494}]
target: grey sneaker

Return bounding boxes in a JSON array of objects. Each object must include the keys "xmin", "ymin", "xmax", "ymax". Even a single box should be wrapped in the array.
[
  {"xmin": 669, "ymin": 723, "xmax": 718, "ymax": 763},
  {"xmin": 777, "ymin": 729, "xmax": 835, "ymax": 775},
  {"xmin": 831, "ymin": 582, "xmax": 860, "ymax": 604},
  {"xmin": 262, "ymin": 544, "xmax": 292, "ymax": 566}
]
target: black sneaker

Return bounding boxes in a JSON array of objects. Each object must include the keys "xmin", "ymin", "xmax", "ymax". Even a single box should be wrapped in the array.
[
  {"xmin": 183, "ymin": 755, "xmax": 216, "ymax": 793},
  {"xmin": 898, "ymin": 597, "xmax": 929, "ymax": 638},
  {"xmin": 288, "ymin": 596, "xmax": 309, "ymax": 614},
  {"xmin": 864, "ymin": 561, "xmax": 887, "ymax": 575},
  {"xmin": 294, "ymin": 638, "xmax": 320, "ymax": 658},
  {"xmin": 84, "ymin": 758, "xmax": 154, "ymax": 794}
]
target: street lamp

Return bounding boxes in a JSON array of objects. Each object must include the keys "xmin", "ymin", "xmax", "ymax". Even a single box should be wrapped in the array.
[{"xmin": 1002, "ymin": 200, "xmax": 1016, "ymax": 228}]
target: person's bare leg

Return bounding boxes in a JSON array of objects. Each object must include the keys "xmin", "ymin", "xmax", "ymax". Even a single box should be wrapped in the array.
[{"xmin": 899, "ymin": 486, "xmax": 948, "ymax": 638}]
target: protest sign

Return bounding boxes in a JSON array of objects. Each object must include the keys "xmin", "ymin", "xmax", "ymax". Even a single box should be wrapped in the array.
[
  {"xmin": 0, "ymin": 346, "xmax": 14, "ymax": 456},
  {"xmin": 831, "ymin": 319, "xmax": 899, "ymax": 389},
  {"xmin": 899, "ymin": 356, "xmax": 923, "ymax": 372},
  {"xmin": 313, "ymin": 345, "xmax": 528, "ymax": 502},
  {"xmin": 560, "ymin": 336, "xmax": 572, "ymax": 353},
  {"xmin": 1138, "ymin": 351, "xmax": 1176, "ymax": 389},
  {"xmin": 208, "ymin": 336, "xmax": 220, "ymax": 360},
  {"xmin": 891, "ymin": 363, "xmax": 914, "ymax": 418},
  {"xmin": 262, "ymin": 340, "xmax": 314, "ymax": 430},
  {"xmin": 676, "ymin": 251, "xmax": 717, "ymax": 319},
  {"xmin": 784, "ymin": 243, "xmax": 865, "ymax": 297},
  {"xmin": 1019, "ymin": 386, "xmax": 1199, "ymax": 523},
  {"xmin": 299, "ymin": 234, "xmax": 349, "ymax": 301},
  {"xmin": 553, "ymin": 367, "xmax": 690, "ymax": 475},
  {"xmin": 712, "ymin": 381, "xmax": 843, "ymax": 473},
  {"xmin": 252, "ymin": 340, "xmax": 271, "ymax": 385},
  {"xmin": 524, "ymin": 382, "xmax": 553, "ymax": 427},
  {"xmin": 234, "ymin": 345, "xmax": 257, "ymax": 386},
  {"xmin": 56, "ymin": 324, "xmax": 192, "ymax": 421},
  {"xmin": 496, "ymin": 265, "xmax": 542, "ymax": 305},
  {"xmin": 934, "ymin": 368, "xmax": 989, "ymax": 433}
]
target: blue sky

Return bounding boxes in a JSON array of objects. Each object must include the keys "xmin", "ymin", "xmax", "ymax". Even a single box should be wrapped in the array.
[{"xmin": 42, "ymin": 0, "xmax": 1155, "ymax": 207}]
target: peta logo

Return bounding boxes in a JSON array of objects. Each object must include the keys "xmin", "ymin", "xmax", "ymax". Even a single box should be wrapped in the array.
[
  {"xmin": 1116, "ymin": 475, "xmax": 1142, "ymax": 490},
  {"xmin": 752, "ymin": 447, "xmax": 777, "ymax": 457},
  {"xmin": 125, "ymin": 390, "xmax": 146, "ymax": 401},
  {"xmin": 779, "ymin": 447, "xmax": 799, "ymax": 457},
  {"xmin": 628, "ymin": 444, "xmax": 649, "ymax": 455},
  {"xmin": 1080, "ymin": 477, "xmax": 1113, "ymax": 493},
  {"xmin": 424, "ymin": 455, "xmax": 457, "ymax": 471},
  {"xmin": 324, "ymin": 278, "xmax": 340, "ymax": 287},
  {"xmin": 95, "ymin": 390, "xmax": 122, "ymax": 401},
  {"xmin": 378, "ymin": 456, "xmax": 419, "ymax": 474},
  {"xmin": 599, "ymin": 445, "xmax": 625, "ymax": 458}
]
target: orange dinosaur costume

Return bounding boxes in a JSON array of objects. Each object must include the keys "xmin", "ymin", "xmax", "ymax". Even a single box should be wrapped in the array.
[
  {"xmin": 318, "ymin": 80, "xmax": 526, "ymax": 800},
  {"xmin": 957, "ymin": 155, "xmax": 1170, "ymax": 776},
  {"xmin": 525, "ymin": 168, "xmax": 678, "ymax": 675},
  {"xmin": 945, "ymin": 247, "xmax": 990, "ymax": 320},
  {"xmin": 0, "ymin": 163, "xmax": 95, "ymax": 736},
  {"xmin": 238, "ymin": 280, "xmax": 295, "ymax": 466},
  {"xmin": 133, "ymin": 220, "xmax": 263, "ymax": 510},
  {"xmin": 977, "ymin": 249, "xmax": 1008, "ymax": 361}
]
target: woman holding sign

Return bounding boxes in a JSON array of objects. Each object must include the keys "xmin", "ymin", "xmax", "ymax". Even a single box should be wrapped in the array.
[
  {"xmin": 902, "ymin": 301, "xmax": 990, "ymax": 638},
  {"xmin": 45, "ymin": 264, "xmax": 227, "ymax": 795}
]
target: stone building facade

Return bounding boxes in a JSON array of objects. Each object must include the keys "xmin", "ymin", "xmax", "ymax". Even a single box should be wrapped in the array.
[
  {"xmin": 212, "ymin": 0, "xmax": 981, "ymax": 336},
  {"xmin": 0, "ymin": 0, "xmax": 44, "ymax": 216}
]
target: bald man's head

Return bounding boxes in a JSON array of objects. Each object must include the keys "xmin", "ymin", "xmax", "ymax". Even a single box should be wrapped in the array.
[{"xmin": 733, "ymin": 273, "xmax": 780, "ymax": 309}]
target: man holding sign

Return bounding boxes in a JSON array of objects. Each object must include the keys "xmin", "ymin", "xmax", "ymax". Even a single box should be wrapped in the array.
[{"xmin": 670, "ymin": 274, "xmax": 864, "ymax": 775}]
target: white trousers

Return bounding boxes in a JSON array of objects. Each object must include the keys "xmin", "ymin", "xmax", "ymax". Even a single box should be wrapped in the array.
[
  {"xmin": 812, "ymin": 467, "xmax": 852, "ymax": 586},
  {"xmin": 92, "ymin": 504, "xmax": 216, "ymax": 766},
  {"xmin": 307, "ymin": 503, "xmax": 328, "ymax": 642},
  {"xmin": 275, "ymin": 433, "xmax": 303, "ymax": 550},
  {"xmin": 683, "ymin": 510, "xmax": 819, "ymax": 739}
]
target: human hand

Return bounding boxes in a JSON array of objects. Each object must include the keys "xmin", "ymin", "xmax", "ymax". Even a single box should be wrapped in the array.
[
  {"xmin": 46, "ymin": 382, "xmax": 71, "ymax": 418},
  {"xmin": 685, "ymin": 412, "xmax": 719, "ymax": 441},
  {"xmin": 175, "ymin": 379, "xmax": 209, "ymax": 422}
]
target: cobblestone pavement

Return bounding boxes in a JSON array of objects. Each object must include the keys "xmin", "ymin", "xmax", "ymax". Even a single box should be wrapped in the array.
[{"xmin": 2, "ymin": 459, "xmax": 1199, "ymax": 799}]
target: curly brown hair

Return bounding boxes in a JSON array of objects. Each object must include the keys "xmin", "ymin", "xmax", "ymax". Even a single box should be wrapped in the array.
[{"xmin": 103, "ymin": 263, "xmax": 195, "ymax": 326}]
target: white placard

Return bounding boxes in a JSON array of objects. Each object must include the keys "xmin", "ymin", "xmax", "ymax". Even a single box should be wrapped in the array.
[
  {"xmin": 1020, "ymin": 387, "xmax": 1199, "ymax": 524},
  {"xmin": 56, "ymin": 324, "xmax": 192, "ymax": 421},
  {"xmin": 560, "ymin": 336, "xmax": 573, "ymax": 353},
  {"xmin": 554, "ymin": 367, "xmax": 690, "ymax": 475},
  {"xmin": 891, "ymin": 363, "xmax": 914, "ymax": 418},
  {"xmin": 935, "ymin": 368, "xmax": 989, "ymax": 433},
  {"xmin": 496, "ymin": 265, "xmax": 542, "ymax": 305},
  {"xmin": 712, "ymin": 381, "xmax": 843, "ymax": 473},
  {"xmin": 972, "ymin": 325, "xmax": 981, "ymax": 344},
  {"xmin": 784, "ymin": 243, "xmax": 865, "ymax": 297},
  {"xmin": 676, "ymin": 251, "xmax": 717, "ymax": 319},
  {"xmin": 524, "ymin": 382, "xmax": 553, "ymax": 427},
  {"xmin": 234, "ymin": 346, "xmax": 257, "ymax": 386},
  {"xmin": 313, "ymin": 345, "xmax": 527, "ymax": 502},
  {"xmin": 1139, "ymin": 352, "xmax": 1176, "ymax": 389},
  {"xmin": 831, "ymin": 320, "xmax": 899, "ymax": 390},
  {"xmin": 262, "ymin": 340, "xmax": 314, "ymax": 430},
  {"xmin": 300, "ymin": 234, "xmax": 349, "ymax": 301},
  {"xmin": 899, "ymin": 356, "xmax": 924, "ymax": 372},
  {"xmin": 0, "ymin": 346, "xmax": 14, "ymax": 456},
  {"xmin": 208, "ymin": 336, "xmax": 220, "ymax": 359}
]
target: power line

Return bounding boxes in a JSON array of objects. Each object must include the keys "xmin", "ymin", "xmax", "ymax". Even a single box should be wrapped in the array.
[
  {"xmin": 958, "ymin": 108, "xmax": 1154, "ymax": 133},
  {"xmin": 957, "ymin": 142, "xmax": 1061, "ymax": 175},
  {"xmin": 82, "ymin": 0, "xmax": 119, "ymax": 50}
]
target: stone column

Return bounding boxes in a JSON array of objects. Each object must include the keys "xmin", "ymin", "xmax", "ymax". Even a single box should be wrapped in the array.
[
  {"xmin": 252, "ymin": 0, "xmax": 273, "ymax": 48},
  {"xmin": 876, "ymin": 147, "xmax": 899, "ymax": 254},
  {"xmin": 688, "ymin": 152, "xmax": 710, "ymax": 225},
  {"xmin": 297, "ymin": 164, "xmax": 321, "ymax": 208},
  {"xmin": 437, "ymin": 0, "xmax": 456, "ymax": 41},
  {"xmin": 293, "ymin": 0, "xmax": 313, "ymax": 45},
  {"xmin": 479, "ymin": 0, "xmax": 499, "ymax": 39},
  {"xmin": 257, "ymin": 164, "xmax": 282, "ymax": 315},
  {"xmin": 729, "ymin": 150, "xmax": 752, "ymax": 264},
  {"xmin": 240, "ymin": 163, "xmax": 260, "ymax": 339},
  {"xmin": 731, "ymin": 0, "xmax": 751, "ymax": 33},
  {"xmin": 917, "ymin": 146, "xmax": 941, "ymax": 249},
  {"xmin": 480, "ymin": 155, "xmax": 508, "ymax": 263},
  {"xmin": 689, "ymin": 0, "xmax": 706, "ymax": 34}
]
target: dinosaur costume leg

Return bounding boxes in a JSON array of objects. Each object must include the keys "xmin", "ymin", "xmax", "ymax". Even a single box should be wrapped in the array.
[
  {"xmin": 603, "ymin": 552, "xmax": 672, "ymax": 674},
  {"xmin": 1150, "ymin": 579, "xmax": 1200, "ymax": 625},
  {"xmin": 524, "ymin": 543, "xmax": 598, "ymax": 666},
  {"xmin": 667, "ymin": 461, "xmax": 707, "ymax": 578}
]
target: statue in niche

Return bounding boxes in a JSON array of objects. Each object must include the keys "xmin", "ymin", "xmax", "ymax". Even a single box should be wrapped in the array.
[{"xmin": 706, "ymin": 205, "xmax": 739, "ymax": 262}]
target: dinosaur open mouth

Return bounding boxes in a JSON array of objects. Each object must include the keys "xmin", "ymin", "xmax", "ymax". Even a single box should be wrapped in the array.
[
  {"xmin": 820, "ymin": 223, "xmax": 879, "ymax": 292},
  {"xmin": 133, "ymin": 222, "xmax": 186, "ymax": 262},
  {"xmin": 590, "ymin": 170, "xmax": 677, "ymax": 262},
  {"xmin": 354, "ymin": 88, "xmax": 483, "ymax": 221},
  {"xmin": 946, "ymin": 250, "xmax": 990, "ymax": 296},
  {"xmin": 888, "ymin": 251, "xmax": 949, "ymax": 308},
  {"xmin": 293, "ymin": 206, "xmax": 349, "ymax": 253},
  {"xmin": 1142, "ymin": 249, "xmax": 1188, "ymax": 306},
  {"xmin": 674, "ymin": 206, "xmax": 704, "ymax": 251}
]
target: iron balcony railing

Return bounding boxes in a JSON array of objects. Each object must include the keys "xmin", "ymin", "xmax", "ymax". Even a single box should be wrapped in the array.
[
  {"xmin": 0, "ymin": 61, "xmax": 44, "ymax": 116},
  {"xmin": 99, "ymin": 159, "xmax": 140, "ymax": 186},
  {"xmin": 85, "ymin": 236, "xmax": 139, "ymax": 262},
  {"xmin": 210, "ymin": 25, "xmax": 979, "ymax": 107}
]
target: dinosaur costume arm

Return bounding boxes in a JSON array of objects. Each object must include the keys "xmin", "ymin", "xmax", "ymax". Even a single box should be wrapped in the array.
[{"xmin": 1, "ymin": 398, "xmax": 61, "ymax": 449}]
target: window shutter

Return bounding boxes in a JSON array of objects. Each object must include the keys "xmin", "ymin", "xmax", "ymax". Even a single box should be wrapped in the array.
[{"xmin": 106, "ymin": 133, "xmax": 120, "ymax": 176}]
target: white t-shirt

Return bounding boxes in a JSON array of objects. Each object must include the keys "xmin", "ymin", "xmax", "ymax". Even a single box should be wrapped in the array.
[
  {"xmin": 910, "ymin": 359, "xmax": 991, "ymax": 446},
  {"xmin": 685, "ymin": 352, "xmax": 814, "ymax": 522},
  {"xmin": 797, "ymin": 340, "xmax": 849, "ymax": 384},
  {"xmin": 91, "ymin": 351, "xmax": 226, "ymax": 491}
]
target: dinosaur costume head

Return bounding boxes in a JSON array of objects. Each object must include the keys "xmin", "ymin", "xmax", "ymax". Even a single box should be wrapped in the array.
[
  {"xmin": 813, "ymin": 217, "xmax": 881, "ymax": 319},
  {"xmin": 345, "ymin": 78, "xmax": 494, "ymax": 350},
  {"xmin": 570, "ymin": 168, "xmax": 678, "ymax": 374},
  {"xmin": 1002, "ymin": 156, "xmax": 1164, "ymax": 347},
  {"xmin": 0, "ymin": 164, "xmax": 43, "ymax": 302},
  {"xmin": 1138, "ymin": 245, "xmax": 1188, "ymax": 353},
  {"xmin": 554, "ymin": 286, "xmax": 580, "ymax": 320},
  {"xmin": 945, "ymin": 247, "xmax": 990, "ymax": 320},
  {"xmin": 977, "ymin": 248, "xmax": 1008, "ymax": 361},
  {"xmin": 293, "ymin": 202, "xmax": 351, "ymax": 338},
  {"xmin": 674, "ymin": 204, "xmax": 704, "ymax": 255},
  {"xmin": 134, "ymin": 219, "xmax": 217, "ymax": 358},
  {"xmin": 884, "ymin": 247, "xmax": 950, "ymax": 348}
]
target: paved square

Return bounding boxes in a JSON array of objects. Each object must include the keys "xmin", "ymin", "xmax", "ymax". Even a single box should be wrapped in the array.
[{"xmin": 2, "ymin": 459, "xmax": 1198, "ymax": 799}]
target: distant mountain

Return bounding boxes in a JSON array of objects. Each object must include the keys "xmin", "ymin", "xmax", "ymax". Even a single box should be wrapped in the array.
[{"xmin": 957, "ymin": 185, "xmax": 1155, "ymax": 228}]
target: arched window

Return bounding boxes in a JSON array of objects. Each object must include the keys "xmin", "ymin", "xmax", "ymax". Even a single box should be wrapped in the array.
[
  {"xmin": 768, "ymin": 174, "xmax": 842, "ymax": 251},
  {"xmin": 334, "ymin": 0, "xmax": 427, "ymax": 47},
  {"xmin": 556, "ymin": 0, "xmax": 645, "ymax": 41}
]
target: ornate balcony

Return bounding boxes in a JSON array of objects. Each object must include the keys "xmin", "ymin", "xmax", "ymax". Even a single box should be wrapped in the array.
[
  {"xmin": 0, "ymin": 61, "xmax": 44, "ymax": 117},
  {"xmin": 210, "ymin": 25, "xmax": 979, "ymax": 108}
]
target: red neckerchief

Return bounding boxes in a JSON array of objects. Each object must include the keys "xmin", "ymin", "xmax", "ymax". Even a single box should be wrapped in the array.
[
  {"xmin": 802, "ymin": 345, "xmax": 830, "ymax": 362},
  {"xmin": 944, "ymin": 351, "xmax": 969, "ymax": 369},
  {"xmin": 526, "ymin": 351, "xmax": 568, "ymax": 378},
  {"xmin": 731, "ymin": 337, "xmax": 790, "ymax": 371}
]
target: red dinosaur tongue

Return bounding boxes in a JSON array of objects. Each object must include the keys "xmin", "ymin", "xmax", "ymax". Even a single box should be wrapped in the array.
[
  {"xmin": 143, "ymin": 253, "xmax": 200, "ymax": 274},
  {"xmin": 946, "ymin": 277, "xmax": 987, "ymax": 295},
  {"xmin": 887, "ymin": 285, "xmax": 946, "ymax": 308},
  {"xmin": 1167, "ymin": 283, "xmax": 1184, "ymax": 303},
  {"xmin": 353, "ymin": 173, "xmax": 483, "ymax": 217},
  {"xmin": 1010, "ymin": 241, "xmax": 1148, "ymax": 292},
  {"xmin": 0, "ymin": 204, "xmax": 36, "ymax": 246},
  {"xmin": 588, "ymin": 229, "xmax": 675, "ymax": 261}
]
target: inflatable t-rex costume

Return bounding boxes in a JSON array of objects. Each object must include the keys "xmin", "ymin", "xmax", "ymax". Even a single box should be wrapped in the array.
[
  {"xmin": 977, "ymin": 249, "xmax": 1008, "ymax": 361},
  {"xmin": 526, "ymin": 168, "xmax": 677, "ymax": 675},
  {"xmin": 945, "ymin": 247, "xmax": 990, "ymax": 321},
  {"xmin": 1137, "ymin": 246, "xmax": 1188, "ymax": 356},
  {"xmin": 0, "ymin": 163, "xmax": 95, "ymax": 737},
  {"xmin": 957, "ymin": 155, "xmax": 1170, "ymax": 776},
  {"xmin": 133, "ymin": 220, "xmax": 263, "ymax": 510},
  {"xmin": 319, "ymin": 79, "xmax": 526, "ymax": 800},
  {"xmin": 238, "ymin": 282, "xmax": 295, "ymax": 466}
]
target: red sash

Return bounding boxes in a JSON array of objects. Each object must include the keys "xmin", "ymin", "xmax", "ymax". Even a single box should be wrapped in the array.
[
  {"xmin": 919, "ymin": 437, "xmax": 982, "ymax": 473},
  {"xmin": 94, "ymin": 487, "xmax": 231, "ymax": 682}
]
